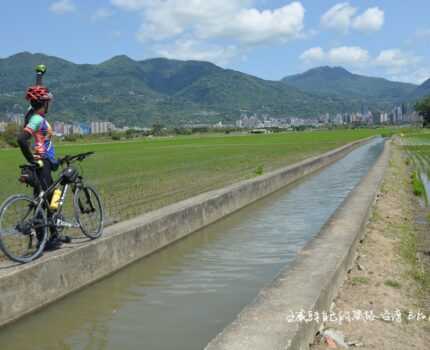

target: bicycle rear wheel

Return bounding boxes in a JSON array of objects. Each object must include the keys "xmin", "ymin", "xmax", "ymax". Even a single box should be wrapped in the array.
[
  {"xmin": 74, "ymin": 185, "xmax": 104, "ymax": 239},
  {"xmin": 0, "ymin": 195, "xmax": 48, "ymax": 263}
]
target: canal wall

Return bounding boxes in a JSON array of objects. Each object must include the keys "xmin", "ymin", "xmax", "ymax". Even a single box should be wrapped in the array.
[
  {"xmin": 205, "ymin": 140, "xmax": 390, "ymax": 350},
  {"xmin": 0, "ymin": 137, "xmax": 375, "ymax": 328}
]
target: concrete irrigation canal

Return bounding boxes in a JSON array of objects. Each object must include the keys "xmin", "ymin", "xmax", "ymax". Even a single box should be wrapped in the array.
[{"xmin": 0, "ymin": 138, "xmax": 387, "ymax": 350}]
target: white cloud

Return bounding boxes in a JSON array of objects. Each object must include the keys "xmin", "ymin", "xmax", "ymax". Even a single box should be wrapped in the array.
[
  {"xmin": 49, "ymin": 0, "xmax": 76, "ymax": 15},
  {"xmin": 92, "ymin": 8, "xmax": 114, "ymax": 21},
  {"xmin": 375, "ymin": 49, "xmax": 421, "ymax": 71},
  {"xmin": 390, "ymin": 68, "xmax": 430, "ymax": 85},
  {"xmin": 114, "ymin": 0, "xmax": 305, "ymax": 45},
  {"xmin": 300, "ymin": 46, "xmax": 369, "ymax": 65},
  {"xmin": 374, "ymin": 49, "xmax": 424, "ymax": 83},
  {"xmin": 415, "ymin": 28, "xmax": 430, "ymax": 39},
  {"xmin": 300, "ymin": 47, "xmax": 325, "ymax": 62},
  {"xmin": 300, "ymin": 46, "xmax": 427, "ymax": 84},
  {"xmin": 112, "ymin": 31, "xmax": 122, "ymax": 38},
  {"xmin": 352, "ymin": 7, "xmax": 384, "ymax": 32},
  {"xmin": 215, "ymin": 3, "xmax": 305, "ymax": 44},
  {"xmin": 321, "ymin": 3, "xmax": 357, "ymax": 33},
  {"xmin": 111, "ymin": 0, "xmax": 148, "ymax": 10},
  {"xmin": 131, "ymin": 1, "xmax": 252, "ymax": 41},
  {"xmin": 155, "ymin": 39, "xmax": 238, "ymax": 66},
  {"xmin": 328, "ymin": 46, "xmax": 369, "ymax": 64},
  {"xmin": 321, "ymin": 3, "xmax": 384, "ymax": 33}
]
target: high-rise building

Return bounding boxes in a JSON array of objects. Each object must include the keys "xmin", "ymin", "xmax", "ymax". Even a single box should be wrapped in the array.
[
  {"xmin": 91, "ymin": 121, "xmax": 115, "ymax": 134},
  {"xmin": 64, "ymin": 124, "xmax": 73, "ymax": 136}
]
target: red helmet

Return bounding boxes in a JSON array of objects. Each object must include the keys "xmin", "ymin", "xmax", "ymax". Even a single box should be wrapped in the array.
[{"xmin": 25, "ymin": 86, "xmax": 53, "ymax": 102}]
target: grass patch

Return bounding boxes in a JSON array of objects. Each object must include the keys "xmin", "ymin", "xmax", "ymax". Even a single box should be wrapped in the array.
[
  {"xmin": 398, "ymin": 203, "xmax": 430, "ymax": 294},
  {"xmin": 400, "ymin": 223, "xmax": 418, "ymax": 266},
  {"xmin": 384, "ymin": 279, "xmax": 402, "ymax": 289},
  {"xmin": 351, "ymin": 276, "xmax": 370, "ymax": 286},
  {"xmin": 254, "ymin": 165, "xmax": 264, "ymax": 176},
  {"xmin": 411, "ymin": 171, "xmax": 425, "ymax": 197},
  {"xmin": 371, "ymin": 208, "xmax": 382, "ymax": 222}
]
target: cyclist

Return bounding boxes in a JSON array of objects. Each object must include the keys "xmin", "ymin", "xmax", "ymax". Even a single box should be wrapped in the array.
[{"xmin": 16, "ymin": 85, "xmax": 63, "ymax": 250}]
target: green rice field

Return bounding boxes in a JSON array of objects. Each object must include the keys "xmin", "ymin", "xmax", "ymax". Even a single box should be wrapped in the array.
[
  {"xmin": 0, "ymin": 129, "xmax": 390, "ymax": 223},
  {"xmin": 401, "ymin": 132, "xmax": 430, "ymax": 202},
  {"xmin": 402, "ymin": 133, "xmax": 430, "ymax": 172}
]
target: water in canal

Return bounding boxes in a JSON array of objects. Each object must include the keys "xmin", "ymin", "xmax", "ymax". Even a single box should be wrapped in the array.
[{"xmin": 0, "ymin": 138, "xmax": 384, "ymax": 350}]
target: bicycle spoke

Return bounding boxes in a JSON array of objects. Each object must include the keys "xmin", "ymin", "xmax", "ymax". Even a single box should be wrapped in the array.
[
  {"xmin": 0, "ymin": 196, "xmax": 47, "ymax": 263},
  {"xmin": 74, "ymin": 186, "xmax": 103, "ymax": 239}
]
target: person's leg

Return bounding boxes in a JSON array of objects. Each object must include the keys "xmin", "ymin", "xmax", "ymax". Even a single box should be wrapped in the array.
[
  {"xmin": 36, "ymin": 159, "xmax": 53, "ymax": 192},
  {"xmin": 34, "ymin": 163, "xmax": 49, "ymax": 243},
  {"xmin": 36, "ymin": 160, "xmax": 62, "ymax": 250}
]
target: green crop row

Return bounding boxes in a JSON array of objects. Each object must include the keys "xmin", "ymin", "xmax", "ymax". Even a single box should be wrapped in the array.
[{"xmin": 0, "ymin": 128, "xmax": 399, "ymax": 224}]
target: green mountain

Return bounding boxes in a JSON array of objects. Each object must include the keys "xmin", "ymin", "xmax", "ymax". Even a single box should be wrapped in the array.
[
  {"xmin": 0, "ymin": 53, "xmax": 419, "ymax": 126},
  {"xmin": 410, "ymin": 79, "xmax": 430, "ymax": 100},
  {"xmin": 282, "ymin": 66, "xmax": 417, "ymax": 109}
]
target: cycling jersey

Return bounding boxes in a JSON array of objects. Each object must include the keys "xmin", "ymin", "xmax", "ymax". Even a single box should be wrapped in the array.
[{"xmin": 23, "ymin": 114, "xmax": 56, "ymax": 163}]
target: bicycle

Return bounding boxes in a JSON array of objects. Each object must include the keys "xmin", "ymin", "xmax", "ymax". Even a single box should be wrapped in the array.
[{"xmin": 0, "ymin": 152, "xmax": 104, "ymax": 263}]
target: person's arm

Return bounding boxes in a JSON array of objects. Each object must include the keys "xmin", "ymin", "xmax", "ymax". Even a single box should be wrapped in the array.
[
  {"xmin": 17, "ymin": 130, "xmax": 35, "ymax": 164},
  {"xmin": 18, "ymin": 114, "xmax": 44, "ymax": 165}
]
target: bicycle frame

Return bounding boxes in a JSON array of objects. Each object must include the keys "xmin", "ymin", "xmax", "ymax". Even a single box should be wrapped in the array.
[
  {"xmin": 34, "ymin": 172, "xmax": 83, "ymax": 230},
  {"xmin": 0, "ymin": 151, "xmax": 101, "ymax": 263}
]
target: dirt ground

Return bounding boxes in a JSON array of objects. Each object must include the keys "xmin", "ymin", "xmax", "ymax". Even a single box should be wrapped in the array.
[{"xmin": 311, "ymin": 142, "xmax": 430, "ymax": 349}]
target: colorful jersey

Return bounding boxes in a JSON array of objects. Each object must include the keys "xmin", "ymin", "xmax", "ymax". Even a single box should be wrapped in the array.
[{"xmin": 24, "ymin": 114, "xmax": 56, "ymax": 162}]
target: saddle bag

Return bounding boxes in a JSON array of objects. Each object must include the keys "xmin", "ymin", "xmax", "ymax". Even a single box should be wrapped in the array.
[{"xmin": 19, "ymin": 166, "xmax": 40, "ymax": 189}]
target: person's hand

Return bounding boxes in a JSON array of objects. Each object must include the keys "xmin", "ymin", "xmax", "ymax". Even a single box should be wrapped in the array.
[{"xmin": 33, "ymin": 160, "xmax": 44, "ymax": 168}]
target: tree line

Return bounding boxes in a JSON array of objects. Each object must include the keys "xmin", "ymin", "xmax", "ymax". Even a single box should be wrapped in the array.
[
  {"xmin": 416, "ymin": 96, "xmax": 430, "ymax": 127},
  {"xmin": 2, "ymin": 95, "xmax": 430, "ymax": 148}
]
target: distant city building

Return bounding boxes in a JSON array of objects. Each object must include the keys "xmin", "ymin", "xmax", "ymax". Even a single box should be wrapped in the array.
[
  {"xmin": 72, "ymin": 123, "xmax": 81, "ymax": 135},
  {"xmin": 6, "ymin": 113, "xmax": 23, "ymax": 126},
  {"xmin": 53, "ymin": 121, "xmax": 65, "ymax": 135},
  {"xmin": 91, "ymin": 121, "xmax": 115, "ymax": 134},
  {"xmin": 64, "ymin": 123, "xmax": 73, "ymax": 136},
  {"xmin": 233, "ymin": 105, "xmax": 418, "ymax": 130},
  {"xmin": 80, "ymin": 123, "xmax": 91, "ymax": 135}
]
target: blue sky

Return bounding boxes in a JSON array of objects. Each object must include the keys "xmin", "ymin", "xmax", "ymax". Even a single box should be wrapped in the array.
[{"xmin": 2, "ymin": 0, "xmax": 429, "ymax": 83}]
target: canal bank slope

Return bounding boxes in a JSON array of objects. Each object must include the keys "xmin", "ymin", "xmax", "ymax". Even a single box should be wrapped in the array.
[
  {"xmin": 205, "ymin": 140, "xmax": 390, "ymax": 350},
  {"xmin": 0, "ymin": 137, "xmax": 375, "ymax": 328},
  {"xmin": 311, "ymin": 140, "xmax": 430, "ymax": 349}
]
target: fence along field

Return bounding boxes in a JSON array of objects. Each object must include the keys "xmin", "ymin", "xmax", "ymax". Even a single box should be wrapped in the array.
[{"xmin": 0, "ymin": 130, "xmax": 383, "ymax": 232}]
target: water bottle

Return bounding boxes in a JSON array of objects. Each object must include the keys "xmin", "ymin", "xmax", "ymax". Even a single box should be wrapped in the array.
[{"xmin": 50, "ymin": 189, "xmax": 62, "ymax": 210}]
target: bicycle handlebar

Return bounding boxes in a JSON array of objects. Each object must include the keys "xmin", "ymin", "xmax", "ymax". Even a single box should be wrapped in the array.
[
  {"xmin": 58, "ymin": 152, "xmax": 95, "ymax": 166},
  {"xmin": 19, "ymin": 152, "xmax": 94, "ymax": 170}
]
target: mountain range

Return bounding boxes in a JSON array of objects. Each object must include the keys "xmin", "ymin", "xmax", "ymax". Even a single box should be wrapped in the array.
[
  {"xmin": 283, "ymin": 66, "xmax": 417, "ymax": 106},
  {"xmin": 410, "ymin": 78, "xmax": 430, "ymax": 100},
  {"xmin": 0, "ymin": 52, "xmax": 428, "ymax": 126}
]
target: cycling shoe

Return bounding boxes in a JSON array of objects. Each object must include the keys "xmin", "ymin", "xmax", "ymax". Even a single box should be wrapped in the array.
[{"xmin": 44, "ymin": 236, "xmax": 63, "ymax": 251}]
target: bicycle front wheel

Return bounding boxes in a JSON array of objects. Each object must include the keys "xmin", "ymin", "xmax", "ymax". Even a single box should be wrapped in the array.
[
  {"xmin": 74, "ymin": 185, "xmax": 104, "ymax": 239},
  {"xmin": 0, "ymin": 195, "xmax": 48, "ymax": 263}
]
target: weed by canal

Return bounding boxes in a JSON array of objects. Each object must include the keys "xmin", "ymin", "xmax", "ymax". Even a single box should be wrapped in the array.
[
  {"xmin": 254, "ymin": 165, "xmax": 264, "ymax": 176},
  {"xmin": 398, "ymin": 220, "xmax": 430, "ymax": 295},
  {"xmin": 411, "ymin": 171, "xmax": 425, "ymax": 197},
  {"xmin": 351, "ymin": 276, "xmax": 370, "ymax": 286},
  {"xmin": 384, "ymin": 279, "xmax": 402, "ymax": 289}
]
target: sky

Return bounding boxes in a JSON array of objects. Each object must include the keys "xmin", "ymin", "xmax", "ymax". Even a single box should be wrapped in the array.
[{"xmin": 1, "ymin": 0, "xmax": 429, "ymax": 84}]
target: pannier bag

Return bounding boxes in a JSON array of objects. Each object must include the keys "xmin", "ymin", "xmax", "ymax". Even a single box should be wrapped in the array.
[{"xmin": 19, "ymin": 166, "xmax": 40, "ymax": 190}]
